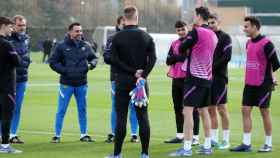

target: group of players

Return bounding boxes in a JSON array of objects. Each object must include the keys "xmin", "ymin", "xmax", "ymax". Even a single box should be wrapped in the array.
[
  {"xmin": 0, "ymin": 5, "xmax": 279, "ymax": 158},
  {"xmin": 166, "ymin": 6, "xmax": 280, "ymax": 157}
]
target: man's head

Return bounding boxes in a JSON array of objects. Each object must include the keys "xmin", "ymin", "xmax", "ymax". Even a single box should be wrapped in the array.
[
  {"xmin": 208, "ymin": 13, "xmax": 220, "ymax": 32},
  {"xmin": 0, "ymin": 16, "xmax": 14, "ymax": 37},
  {"xmin": 123, "ymin": 5, "xmax": 138, "ymax": 25},
  {"xmin": 175, "ymin": 20, "xmax": 188, "ymax": 38},
  {"xmin": 68, "ymin": 22, "xmax": 83, "ymax": 40},
  {"xmin": 243, "ymin": 16, "xmax": 261, "ymax": 38},
  {"xmin": 116, "ymin": 16, "xmax": 125, "ymax": 30},
  {"xmin": 12, "ymin": 15, "xmax": 27, "ymax": 33},
  {"xmin": 194, "ymin": 6, "xmax": 210, "ymax": 25}
]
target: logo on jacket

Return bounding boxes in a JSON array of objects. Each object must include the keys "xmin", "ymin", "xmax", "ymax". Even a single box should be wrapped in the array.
[
  {"xmin": 81, "ymin": 47, "xmax": 86, "ymax": 51},
  {"xmin": 24, "ymin": 39, "xmax": 29, "ymax": 45}
]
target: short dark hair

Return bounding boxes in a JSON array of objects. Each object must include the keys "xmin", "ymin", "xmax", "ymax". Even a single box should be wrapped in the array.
[
  {"xmin": 209, "ymin": 13, "xmax": 219, "ymax": 20},
  {"xmin": 244, "ymin": 16, "xmax": 261, "ymax": 30},
  {"xmin": 68, "ymin": 22, "xmax": 81, "ymax": 31},
  {"xmin": 0, "ymin": 16, "xmax": 14, "ymax": 27},
  {"xmin": 124, "ymin": 5, "xmax": 138, "ymax": 20},
  {"xmin": 175, "ymin": 20, "xmax": 187, "ymax": 28},
  {"xmin": 117, "ymin": 16, "xmax": 124, "ymax": 25},
  {"xmin": 195, "ymin": 6, "xmax": 210, "ymax": 21}
]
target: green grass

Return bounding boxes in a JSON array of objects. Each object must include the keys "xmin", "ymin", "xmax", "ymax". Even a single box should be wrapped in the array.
[{"xmin": 5, "ymin": 53, "xmax": 280, "ymax": 158}]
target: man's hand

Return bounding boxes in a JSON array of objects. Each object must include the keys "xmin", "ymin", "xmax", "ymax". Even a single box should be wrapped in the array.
[
  {"xmin": 88, "ymin": 63, "xmax": 96, "ymax": 70},
  {"xmin": 272, "ymin": 72, "xmax": 278, "ymax": 91},
  {"xmin": 135, "ymin": 69, "xmax": 143, "ymax": 78},
  {"xmin": 88, "ymin": 60, "xmax": 98, "ymax": 70}
]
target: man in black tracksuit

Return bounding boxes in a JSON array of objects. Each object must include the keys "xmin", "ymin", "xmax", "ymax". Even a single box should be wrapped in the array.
[
  {"xmin": 103, "ymin": 16, "xmax": 139, "ymax": 143},
  {"xmin": 42, "ymin": 37, "xmax": 53, "ymax": 63},
  {"xmin": 0, "ymin": 16, "xmax": 22, "ymax": 154},
  {"xmin": 105, "ymin": 6, "xmax": 156, "ymax": 158},
  {"xmin": 208, "ymin": 14, "xmax": 232, "ymax": 149}
]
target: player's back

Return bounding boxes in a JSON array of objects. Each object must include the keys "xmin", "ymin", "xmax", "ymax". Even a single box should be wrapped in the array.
[{"xmin": 111, "ymin": 25, "xmax": 155, "ymax": 77}]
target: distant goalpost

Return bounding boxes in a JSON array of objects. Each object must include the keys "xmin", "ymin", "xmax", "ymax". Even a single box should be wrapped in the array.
[{"xmin": 249, "ymin": 13, "xmax": 280, "ymax": 17}]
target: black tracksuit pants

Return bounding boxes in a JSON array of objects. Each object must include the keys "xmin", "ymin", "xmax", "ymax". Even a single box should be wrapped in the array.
[
  {"xmin": 114, "ymin": 75, "xmax": 150, "ymax": 155},
  {"xmin": 0, "ymin": 93, "xmax": 15, "ymax": 144},
  {"xmin": 172, "ymin": 78, "xmax": 200, "ymax": 135}
]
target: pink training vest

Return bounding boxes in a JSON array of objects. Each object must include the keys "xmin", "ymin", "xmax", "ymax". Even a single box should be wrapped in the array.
[
  {"xmin": 245, "ymin": 37, "xmax": 270, "ymax": 86},
  {"xmin": 167, "ymin": 39, "xmax": 187, "ymax": 79},
  {"xmin": 189, "ymin": 27, "xmax": 218, "ymax": 80}
]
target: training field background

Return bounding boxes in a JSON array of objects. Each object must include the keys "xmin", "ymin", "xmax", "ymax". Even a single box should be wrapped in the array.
[{"xmin": 6, "ymin": 53, "xmax": 280, "ymax": 158}]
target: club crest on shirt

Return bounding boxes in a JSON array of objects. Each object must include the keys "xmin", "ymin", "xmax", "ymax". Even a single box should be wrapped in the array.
[
  {"xmin": 24, "ymin": 39, "xmax": 29, "ymax": 45},
  {"xmin": 81, "ymin": 47, "xmax": 86, "ymax": 51}
]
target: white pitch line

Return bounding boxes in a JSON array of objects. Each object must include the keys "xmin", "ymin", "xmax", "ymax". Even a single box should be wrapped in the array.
[
  {"xmin": 26, "ymin": 76, "xmax": 244, "ymax": 87},
  {"xmin": 19, "ymin": 129, "xmax": 242, "ymax": 141},
  {"xmin": 28, "ymin": 83, "xmax": 58, "ymax": 87},
  {"xmin": 19, "ymin": 130, "xmax": 167, "ymax": 141}
]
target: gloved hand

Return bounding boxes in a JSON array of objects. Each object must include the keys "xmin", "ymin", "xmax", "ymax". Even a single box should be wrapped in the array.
[{"xmin": 129, "ymin": 78, "xmax": 149, "ymax": 108}]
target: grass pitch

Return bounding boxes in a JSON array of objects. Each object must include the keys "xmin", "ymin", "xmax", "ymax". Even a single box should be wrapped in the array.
[{"xmin": 5, "ymin": 53, "xmax": 280, "ymax": 158}]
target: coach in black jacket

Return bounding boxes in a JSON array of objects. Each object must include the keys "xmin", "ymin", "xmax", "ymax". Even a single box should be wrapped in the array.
[
  {"xmin": 8, "ymin": 15, "xmax": 31, "ymax": 144},
  {"xmin": 105, "ymin": 6, "xmax": 156, "ymax": 158},
  {"xmin": 49, "ymin": 33, "xmax": 97, "ymax": 87},
  {"xmin": 49, "ymin": 22, "xmax": 97, "ymax": 143}
]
